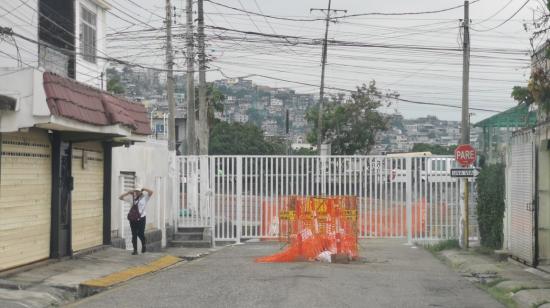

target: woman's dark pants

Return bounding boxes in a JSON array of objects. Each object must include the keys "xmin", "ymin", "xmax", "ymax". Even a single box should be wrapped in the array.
[{"xmin": 130, "ymin": 217, "xmax": 146, "ymax": 253}]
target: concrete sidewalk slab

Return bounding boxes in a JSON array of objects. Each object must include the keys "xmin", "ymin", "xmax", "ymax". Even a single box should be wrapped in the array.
[
  {"xmin": 0, "ymin": 247, "xmax": 195, "ymax": 307},
  {"xmin": 436, "ymin": 248, "xmax": 550, "ymax": 308},
  {"xmin": 80, "ymin": 255, "xmax": 182, "ymax": 297},
  {"xmin": 512, "ymin": 289, "xmax": 550, "ymax": 308}
]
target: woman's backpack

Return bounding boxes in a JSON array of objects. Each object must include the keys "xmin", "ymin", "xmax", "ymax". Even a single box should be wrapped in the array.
[{"xmin": 127, "ymin": 197, "xmax": 141, "ymax": 222}]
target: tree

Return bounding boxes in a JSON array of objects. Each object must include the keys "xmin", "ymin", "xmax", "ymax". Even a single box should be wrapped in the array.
[
  {"xmin": 305, "ymin": 81, "xmax": 394, "ymax": 155},
  {"xmin": 292, "ymin": 147, "xmax": 317, "ymax": 155},
  {"xmin": 209, "ymin": 121, "xmax": 285, "ymax": 155},
  {"xmin": 476, "ymin": 164, "xmax": 505, "ymax": 249},
  {"xmin": 246, "ymin": 108, "xmax": 264, "ymax": 127},
  {"xmin": 106, "ymin": 68, "xmax": 125, "ymax": 94},
  {"xmin": 194, "ymin": 83, "xmax": 225, "ymax": 131},
  {"xmin": 512, "ymin": 1, "xmax": 550, "ymax": 114},
  {"xmin": 411, "ymin": 143, "xmax": 457, "ymax": 155}
]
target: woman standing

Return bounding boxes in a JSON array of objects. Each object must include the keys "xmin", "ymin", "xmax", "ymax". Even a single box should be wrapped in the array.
[{"xmin": 119, "ymin": 185, "xmax": 154, "ymax": 255}]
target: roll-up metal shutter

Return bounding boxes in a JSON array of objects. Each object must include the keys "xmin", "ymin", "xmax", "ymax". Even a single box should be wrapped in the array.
[{"xmin": 509, "ymin": 131, "xmax": 536, "ymax": 265}]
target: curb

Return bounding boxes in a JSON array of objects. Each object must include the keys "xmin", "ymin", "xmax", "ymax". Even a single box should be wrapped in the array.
[
  {"xmin": 78, "ymin": 255, "xmax": 183, "ymax": 297},
  {"xmin": 434, "ymin": 248, "xmax": 550, "ymax": 308}
]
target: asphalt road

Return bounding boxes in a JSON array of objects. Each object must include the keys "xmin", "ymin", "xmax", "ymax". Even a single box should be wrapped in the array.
[{"xmin": 72, "ymin": 239, "xmax": 502, "ymax": 308}]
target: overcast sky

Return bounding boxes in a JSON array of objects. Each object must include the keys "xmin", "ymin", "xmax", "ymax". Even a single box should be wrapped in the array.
[{"xmin": 106, "ymin": 0, "xmax": 539, "ymax": 122}]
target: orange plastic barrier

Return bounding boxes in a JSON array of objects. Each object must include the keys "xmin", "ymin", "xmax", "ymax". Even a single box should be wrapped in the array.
[
  {"xmin": 256, "ymin": 196, "xmax": 359, "ymax": 263},
  {"xmin": 359, "ymin": 198, "xmax": 428, "ymax": 237}
]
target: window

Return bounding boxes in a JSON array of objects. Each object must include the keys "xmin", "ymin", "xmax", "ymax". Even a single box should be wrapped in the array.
[{"xmin": 80, "ymin": 6, "xmax": 96, "ymax": 63}]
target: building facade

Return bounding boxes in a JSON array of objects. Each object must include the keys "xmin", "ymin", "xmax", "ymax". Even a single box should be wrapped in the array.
[{"xmin": 0, "ymin": 0, "xmax": 155, "ymax": 271}]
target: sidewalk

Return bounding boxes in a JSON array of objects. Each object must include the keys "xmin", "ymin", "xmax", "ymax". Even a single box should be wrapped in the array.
[
  {"xmin": 0, "ymin": 246, "xmax": 217, "ymax": 308},
  {"xmin": 433, "ymin": 246, "xmax": 550, "ymax": 308}
]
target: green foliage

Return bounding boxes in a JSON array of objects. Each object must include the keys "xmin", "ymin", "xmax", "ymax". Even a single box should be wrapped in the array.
[
  {"xmin": 425, "ymin": 240, "xmax": 460, "ymax": 253},
  {"xmin": 194, "ymin": 84, "xmax": 225, "ymax": 130},
  {"xmin": 106, "ymin": 68, "xmax": 125, "ymax": 94},
  {"xmin": 511, "ymin": 86, "xmax": 534, "ymax": 106},
  {"xmin": 476, "ymin": 164, "xmax": 505, "ymax": 249},
  {"xmin": 305, "ymin": 81, "xmax": 391, "ymax": 155},
  {"xmin": 246, "ymin": 108, "xmax": 264, "ymax": 127},
  {"xmin": 411, "ymin": 143, "xmax": 457, "ymax": 155},
  {"xmin": 209, "ymin": 121, "xmax": 285, "ymax": 155},
  {"xmin": 292, "ymin": 147, "xmax": 317, "ymax": 155},
  {"xmin": 107, "ymin": 77, "xmax": 125, "ymax": 94}
]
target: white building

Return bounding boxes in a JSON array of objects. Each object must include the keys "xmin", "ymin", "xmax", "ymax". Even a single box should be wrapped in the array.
[{"xmin": 0, "ymin": 0, "xmax": 109, "ymax": 90}]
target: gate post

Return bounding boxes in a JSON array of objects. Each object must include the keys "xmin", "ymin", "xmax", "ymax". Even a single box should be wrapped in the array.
[
  {"xmin": 200, "ymin": 156, "xmax": 210, "ymax": 226},
  {"xmin": 236, "ymin": 156, "xmax": 243, "ymax": 243},
  {"xmin": 210, "ymin": 156, "xmax": 216, "ymax": 247},
  {"xmin": 321, "ymin": 155, "xmax": 327, "ymax": 196},
  {"xmin": 406, "ymin": 157, "xmax": 413, "ymax": 244},
  {"xmin": 119, "ymin": 175, "xmax": 125, "ymax": 240}
]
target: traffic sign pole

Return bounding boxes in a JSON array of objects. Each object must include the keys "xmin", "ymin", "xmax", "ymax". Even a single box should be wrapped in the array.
[
  {"xmin": 464, "ymin": 179, "xmax": 469, "ymax": 249},
  {"xmin": 455, "ymin": 144, "xmax": 477, "ymax": 249}
]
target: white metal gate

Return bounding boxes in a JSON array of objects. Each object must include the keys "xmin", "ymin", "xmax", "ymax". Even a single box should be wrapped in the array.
[
  {"xmin": 508, "ymin": 131, "xmax": 536, "ymax": 265},
  {"xmin": 178, "ymin": 155, "xmax": 472, "ymax": 242}
]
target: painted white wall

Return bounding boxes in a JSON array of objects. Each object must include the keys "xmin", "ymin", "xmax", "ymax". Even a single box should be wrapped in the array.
[
  {"xmin": 111, "ymin": 139, "xmax": 175, "ymax": 247},
  {"xmin": 0, "ymin": 68, "xmax": 49, "ymax": 133}
]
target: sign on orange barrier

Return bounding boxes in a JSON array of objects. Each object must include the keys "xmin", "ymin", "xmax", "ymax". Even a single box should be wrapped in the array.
[{"xmin": 256, "ymin": 196, "xmax": 359, "ymax": 263}]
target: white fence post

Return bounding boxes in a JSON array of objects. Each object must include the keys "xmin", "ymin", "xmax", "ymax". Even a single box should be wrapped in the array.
[
  {"xmin": 210, "ymin": 156, "xmax": 216, "ymax": 247},
  {"xmin": 406, "ymin": 157, "xmax": 413, "ymax": 244},
  {"xmin": 119, "ymin": 175, "xmax": 125, "ymax": 240},
  {"xmin": 236, "ymin": 156, "xmax": 243, "ymax": 243},
  {"xmin": 170, "ymin": 153, "xmax": 178, "ymax": 233},
  {"xmin": 162, "ymin": 176, "xmax": 167, "ymax": 247},
  {"xmin": 156, "ymin": 176, "xmax": 161, "ymax": 230},
  {"xmin": 200, "ymin": 156, "xmax": 210, "ymax": 226}
]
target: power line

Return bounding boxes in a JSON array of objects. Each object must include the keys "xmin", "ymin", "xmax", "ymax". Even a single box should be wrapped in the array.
[
  {"xmin": 471, "ymin": 0, "xmax": 530, "ymax": 32},
  {"xmin": 205, "ymin": 0, "xmax": 482, "ymax": 22},
  {"xmin": 206, "ymin": 25, "xmax": 528, "ymax": 55},
  {"xmin": 472, "ymin": 0, "xmax": 514, "ymax": 26},
  {"xmin": 123, "ymin": 0, "xmax": 165, "ymax": 19},
  {"xmin": 0, "ymin": 27, "xmax": 211, "ymax": 74},
  {"xmin": 213, "ymin": 66, "xmax": 504, "ymax": 113}
]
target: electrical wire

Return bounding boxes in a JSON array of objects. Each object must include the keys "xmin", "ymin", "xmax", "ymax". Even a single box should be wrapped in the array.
[
  {"xmin": 205, "ymin": 0, "xmax": 482, "ymax": 22},
  {"xmin": 212, "ymin": 66, "xmax": 503, "ymax": 113},
  {"xmin": 471, "ymin": 0, "xmax": 531, "ymax": 32}
]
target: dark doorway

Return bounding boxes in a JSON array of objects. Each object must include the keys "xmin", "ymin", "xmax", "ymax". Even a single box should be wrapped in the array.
[
  {"xmin": 51, "ymin": 135, "xmax": 73, "ymax": 258},
  {"xmin": 38, "ymin": 0, "xmax": 76, "ymax": 78}
]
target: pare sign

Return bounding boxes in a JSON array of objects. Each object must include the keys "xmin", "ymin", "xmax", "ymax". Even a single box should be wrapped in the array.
[{"xmin": 455, "ymin": 144, "xmax": 477, "ymax": 167}]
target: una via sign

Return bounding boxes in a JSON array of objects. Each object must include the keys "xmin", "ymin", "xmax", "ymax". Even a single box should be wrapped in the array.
[{"xmin": 450, "ymin": 168, "xmax": 479, "ymax": 178}]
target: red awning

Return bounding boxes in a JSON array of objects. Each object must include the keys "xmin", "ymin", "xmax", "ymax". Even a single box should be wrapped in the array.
[{"xmin": 43, "ymin": 72, "xmax": 151, "ymax": 135}]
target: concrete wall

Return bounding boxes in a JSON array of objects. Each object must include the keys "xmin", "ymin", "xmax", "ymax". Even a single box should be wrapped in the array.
[
  {"xmin": 111, "ymin": 139, "xmax": 175, "ymax": 248},
  {"xmin": 0, "ymin": 68, "xmax": 50, "ymax": 133}
]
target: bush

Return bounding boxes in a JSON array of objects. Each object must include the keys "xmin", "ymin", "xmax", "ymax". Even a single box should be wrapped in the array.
[{"xmin": 476, "ymin": 164, "xmax": 505, "ymax": 249}]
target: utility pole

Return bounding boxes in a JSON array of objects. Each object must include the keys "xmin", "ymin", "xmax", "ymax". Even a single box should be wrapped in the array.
[
  {"xmin": 185, "ymin": 0, "xmax": 196, "ymax": 155},
  {"xmin": 197, "ymin": 0, "xmax": 208, "ymax": 155},
  {"xmin": 311, "ymin": 1, "xmax": 346, "ymax": 155},
  {"xmin": 166, "ymin": 0, "xmax": 176, "ymax": 153},
  {"xmin": 461, "ymin": 0, "xmax": 471, "ymax": 249}
]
